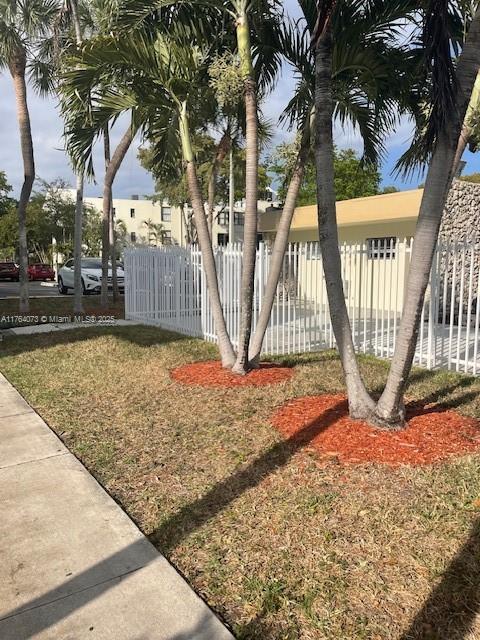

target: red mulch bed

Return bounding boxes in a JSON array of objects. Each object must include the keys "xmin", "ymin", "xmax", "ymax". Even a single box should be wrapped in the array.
[
  {"xmin": 171, "ymin": 360, "xmax": 294, "ymax": 387},
  {"xmin": 271, "ymin": 394, "xmax": 480, "ymax": 466}
]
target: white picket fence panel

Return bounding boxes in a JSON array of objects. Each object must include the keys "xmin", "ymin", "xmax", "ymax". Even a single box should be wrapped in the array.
[{"xmin": 124, "ymin": 238, "xmax": 480, "ymax": 375}]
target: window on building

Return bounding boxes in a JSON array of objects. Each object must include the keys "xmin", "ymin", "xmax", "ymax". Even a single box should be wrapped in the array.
[
  {"xmin": 130, "ymin": 208, "xmax": 135, "ymax": 218},
  {"xmin": 217, "ymin": 233, "xmax": 229, "ymax": 246},
  {"xmin": 234, "ymin": 211, "xmax": 244, "ymax": 225},
  {"xmin": 163, "ymin": 230, "xmax": 172, "ymax": 244},
  {"xmin": 367, "ymin": 237, "xmax": 397, "ymax": 259},
  {"xmin": 161, "ymin": 206, "xmax": 171, "ymax": 222},
  {"xmin": 130, "ymin": 232, "xmax": 136, "ymax": 243},
  {"xmin": 218, "ymin": 211, "xmax": 229, "ymax": 226}
]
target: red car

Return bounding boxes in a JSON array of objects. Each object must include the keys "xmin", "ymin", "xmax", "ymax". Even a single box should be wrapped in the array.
[
  {"xmin": 0, "ymin": 262, "xmax": 19, "ymax": 281},
  {"xmin": 28, "ymin": 263, "xmax": 56, "ymax": 282}
]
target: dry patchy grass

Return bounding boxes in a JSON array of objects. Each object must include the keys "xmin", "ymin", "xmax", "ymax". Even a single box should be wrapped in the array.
[{"xmin": 1, "ymin": 326, "xmax": 480, "ymax": 639}]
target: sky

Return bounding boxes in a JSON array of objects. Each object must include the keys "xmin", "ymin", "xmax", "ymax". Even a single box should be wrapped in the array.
[{"xmin": 2, "ymin": 0, "xmax": 480, "ymax": 200}]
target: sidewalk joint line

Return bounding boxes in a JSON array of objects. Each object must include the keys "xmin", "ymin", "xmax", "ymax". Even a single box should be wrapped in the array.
[
  {"xmin": 0, "ymin": 565, "xmax": 145, "ymax": 622},
  {"xmin": 0, "ymin": 410, "xmax": 35, "ymax": 420},
  {"xmin": 0, "ymin": 451, "xmax": 68, "ymax": 471}
]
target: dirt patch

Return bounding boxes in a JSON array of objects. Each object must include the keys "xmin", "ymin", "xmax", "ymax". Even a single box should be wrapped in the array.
[
  {"xmin": 171, "ymin": 360, "xmax": 294, "ymax": 387},
  {"xmin": 271, "ymin": 394, "xmax": 480, "ymax": 465}
]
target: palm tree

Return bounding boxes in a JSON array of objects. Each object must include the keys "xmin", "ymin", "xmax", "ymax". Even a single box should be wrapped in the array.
[
  {"xmin": 0, "ymin": 0, "xmax": 58, "ymax": 312},
  {"xmin": 373, "ymin": 3, "xmax": 480, "ymax": 427},
  {"xmin": 61, "ymin": 27, "xmax": 238, "ymax": 366},
  {"xmin": 143, "ymin": 218, "xmax": 166, "ymax": 245},
  {"xmin": 309, "ymin": 0, "xmax": 480, "ymax": 427},
  {"xmin": 249, "ymin": 3, "xmax": 410, "ymax": 363}
]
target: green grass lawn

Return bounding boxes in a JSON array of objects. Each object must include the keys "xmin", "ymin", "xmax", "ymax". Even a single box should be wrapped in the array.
[
  {"xmin": 0, "ymin": 296, "xmax": 125, "ymax": 329},
  {"xmin": 1, "ymin": 325, "xmax": 480, "ymax": 639}
]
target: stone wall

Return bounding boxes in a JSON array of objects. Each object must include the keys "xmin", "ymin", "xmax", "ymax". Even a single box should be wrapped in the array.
[
  {"xmin": 441, "ymin": 179, "xmax": 480, "ymax": 240},
  {"xmin": 437, "ymin": 180, "xmax": 479, "ymax": 325}
]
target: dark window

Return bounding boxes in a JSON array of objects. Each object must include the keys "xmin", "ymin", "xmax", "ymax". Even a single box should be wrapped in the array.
[
  {"xmin": 81, "ymin": 259, "xmax": 102, "ymax": 269},
  {"xmin": 130, "ymin": 232, "xmax": 136, "ymax": 243},
  {"xmin": 130, "ymin": 208, "xmax": 135, "ymax": 218},
  {"xmin": 367, "ymin": 237, "xmax": 397, "ymax": 259},
  {"xmin": 217, "ymin": 233, "xmax": 229, "ymax": 246},
  {"xmin": 163, "ymin": 230, "xmax": 172, "ymax": 244},
  {"xmin": 112, "ymin": 207, "xmax": 116, "ymax": 216},
  {"xmin": 218, "ymin": 211, "xmax": 229, "ymax": 226},
  {"xmin": 161, "ymin": 206, "xmax": 171, "ymax": 222},
  {"xmin": 65, "ymin": 259, "xmax": 74, "ymax": 268},
  {"xmin": 234, "ymin": 211, "xmax": 244, "ymax": 225}
]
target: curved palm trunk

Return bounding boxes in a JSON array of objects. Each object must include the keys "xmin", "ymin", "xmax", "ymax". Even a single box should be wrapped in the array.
[
  {"xmin": 228, "ymin": 146, "xmax": 235, "ymax": 243},
  {"xmin": 314, "ymin": 25, "xmax": 375, "ymax": 419},
  {"xmin": 101, "ymin": 123, "xmax": 136, "ymax": 307},
  {"xmin": 249, "ymin": 116, "xmax": 312, "ymax": 363},
  {"xmin": 452, "ymin": 70, "xmax": 480, "ymax": 176},
  {"xmin": 207, "ymin": 131, "xmax": 231, "ymax": 239},
  {"xmin": 232, "ymin": 9, "xmax": 258, "ymax": 375},
  {"xmin": 452, "ymin": 120, "xmax": 470, "ymax": 176},
  {"xmin": 73, "ymin": 174, "xmax": 84, "ymax": 314},
  {"xmin": 10, "ymin": 51, "xmax": 32, "ymax": 314},
  {"xmin": 179, "ymin": 102, "xmax": 236, "ymax": 367},
  {"xmin": 103, "ymin": 125, "xmax": 119, "ymax": 302},
  {"xmin": 374, "ymin": 11, "xmax": 480, "ymax": 428},
  {"xmin": 69, "ymin": 0, "xmax": 85, "ymax": 314}
]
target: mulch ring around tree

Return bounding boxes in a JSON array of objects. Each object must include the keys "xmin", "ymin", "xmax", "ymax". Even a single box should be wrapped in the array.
[
  {"xmin": 171, "ymin": 360, "xmax": 294, "ymax": 388},
  {"xmin": 271, "ymin": 394, "xmax": 480, "ymax": 466}
]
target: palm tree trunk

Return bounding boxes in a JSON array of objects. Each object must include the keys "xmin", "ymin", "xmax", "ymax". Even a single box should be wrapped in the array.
[
  {"xmin": 452, "ymin": 120, "xmax": 470, "ymax": 176},
  {"xmin": 232, "ymin": 9, "xmax": 258, "ymax": 375},
  {"xmin": 73, "ymin": 174, "xmax": 85, "ymax": 314},
  {"xmin": 228, "ymin": 146, "xmax": 235, "ymax": 243},
  {"xmin": 249, "ymin": 115, "xmax": 312, "ymax": 364},
  {"xmin": 452, "ymin": 70, "xmax": 480, "ymax": 176},
  {"xmin": 207, "ymin": 131, "xmax": 231, "ymax": 239},
  {"xmin": 314, "ymin": 24, "xmax": 375, "ymax": 419},
  {"xmin": 10, "ymin": 51, "xmax": 33, "ymax": 314},
  {"xmin": 101, "ymin": 123, "xmax": 136, "ymax": 307},
  {"xmin": 179, "ymin": 102, "xmax": 236, "ymax": 367},
  {"xmin": 103, "ymin": 125, "xmax": 119, "ymax": 302},
  {"xmin": 68, "ymin": 0, "xmax": 85, "ymax": 314},
  {"xmin": 374, "ymin": 9, "xmax": 480, "ymax": 429}
]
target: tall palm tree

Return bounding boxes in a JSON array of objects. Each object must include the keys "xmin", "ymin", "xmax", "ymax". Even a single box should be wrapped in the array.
[
  {"xmin": 309, "ymin": 0, "xmax": 480, "ymax": 427},
  {"xmin": 0, "ymin": 0, "xmax": 58, "ymax": 312},
  {"xmin": 249, "ymin": 3, "xmax": 410, "ymax": 363},
  {"xmin": 61, "ymin": 28, "xmax": 238, "ymax": 366},
  {"xmin": 113, "ymin": 0, "xmax": 281, "ymax": 373},
  {"xmin": 373, "ymin": 3, "xmax": 480, "ymax": 427}
]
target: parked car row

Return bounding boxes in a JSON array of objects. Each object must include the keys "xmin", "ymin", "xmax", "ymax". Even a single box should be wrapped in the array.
[{"xmin": 0, "ymin": 262, "xmax": 56, "ymax": 282}]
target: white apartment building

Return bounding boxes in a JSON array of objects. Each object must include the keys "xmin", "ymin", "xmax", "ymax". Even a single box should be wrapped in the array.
[{"xmin": 63, "ymin": 188, "xmax": 281, "ymax": 250}]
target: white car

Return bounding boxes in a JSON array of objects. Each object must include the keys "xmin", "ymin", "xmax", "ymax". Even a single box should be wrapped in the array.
[{"xmin": 58, "ymin": 258, "xmax": 125, "ymax": 295}]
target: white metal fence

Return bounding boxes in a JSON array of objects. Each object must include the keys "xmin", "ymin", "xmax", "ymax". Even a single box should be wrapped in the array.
[{"xmin": 124, "ymin": 238, "xmax": 480, "ymax": 375}]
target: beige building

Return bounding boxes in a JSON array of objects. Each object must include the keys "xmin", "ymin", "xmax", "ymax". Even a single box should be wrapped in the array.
[{"xmin": 64, "ymin": 190, "xmax": 279, "ymax": 249}]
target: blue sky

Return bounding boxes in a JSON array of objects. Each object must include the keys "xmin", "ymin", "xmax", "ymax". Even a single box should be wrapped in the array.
[{"xmin": 1, "ymin": 0, "xmax": 480, "ymax": 199}]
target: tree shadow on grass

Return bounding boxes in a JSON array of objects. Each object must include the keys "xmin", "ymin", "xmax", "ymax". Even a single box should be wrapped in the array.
[
  {"xmin": 0, "ymin": 400, "xmax": 343, "ymax": 639},
  {"xmin": 400, "ymin": 518, "xmax": 480, "ymax": 640},
  {"xmin": 0, "ymin": 324, "xmax": 197, "ymax": 359}
]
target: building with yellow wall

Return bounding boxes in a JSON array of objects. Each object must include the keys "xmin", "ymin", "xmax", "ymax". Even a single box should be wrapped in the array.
[{"xmin": 259, "ymin": 188, "xmax": 424, "ymax": 244}]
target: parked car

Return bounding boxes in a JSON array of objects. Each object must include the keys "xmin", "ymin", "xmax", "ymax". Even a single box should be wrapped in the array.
[
  {"xmin": 57, "ymin": 258, "xmax": 125, "ymax": 295},
  {"xmin": 27, "ymin": 263, "xmax": 55, "ymax": 281},
  {"xmin": 0, "ymin": 262, "xmax": 19, "ymax": 281}
]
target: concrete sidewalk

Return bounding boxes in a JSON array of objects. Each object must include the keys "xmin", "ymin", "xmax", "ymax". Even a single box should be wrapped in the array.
[{"xmin": 0, "ymin": 373, "xmax": 234, "ymax": 640}]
